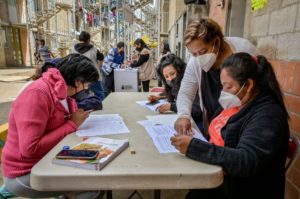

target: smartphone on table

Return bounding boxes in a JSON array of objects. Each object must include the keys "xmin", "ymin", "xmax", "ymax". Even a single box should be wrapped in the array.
[{"xmin": 55, "ymin": 149, "xmax": 99, "ymax": 160}]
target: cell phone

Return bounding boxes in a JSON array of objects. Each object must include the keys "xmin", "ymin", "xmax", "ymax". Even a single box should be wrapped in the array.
[{"xmin": 55, "ymin": 150, "xmax": 99, "ymax": 160}]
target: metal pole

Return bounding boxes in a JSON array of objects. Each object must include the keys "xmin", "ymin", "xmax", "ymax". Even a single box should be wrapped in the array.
[
  {"xmin": 72, "ymin": 0, "xmax": 76, "ymax": 37},
  {"xmin": 116, "ymin": 9, "xmax": 119, "ymax": 42},
  {"xmin": 54, "ymin": 1, "xmax": 58, "ymax": 50},
  {"xmin": 157, "ymin": 0, "xmax": 160, "ymax": 59},
  {"xmin": 25, "ymin": 0, "xmax": 33, "ymax": 67}
]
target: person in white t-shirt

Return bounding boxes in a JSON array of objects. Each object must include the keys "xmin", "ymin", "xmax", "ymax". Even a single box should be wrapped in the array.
[{"xmin": 175, "ymin": 18, "xmax": 257, "ymax": 137}]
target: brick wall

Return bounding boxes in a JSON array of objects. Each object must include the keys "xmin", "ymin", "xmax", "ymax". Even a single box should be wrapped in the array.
[{"xmin": 210, "ymin": 0, "xmax": 300, "ymax": 198}]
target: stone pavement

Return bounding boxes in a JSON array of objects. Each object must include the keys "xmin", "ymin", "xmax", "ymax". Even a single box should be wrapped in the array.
[{"xmin": 0, "ymin": 68, "xmax": 35, "ymax": 125}]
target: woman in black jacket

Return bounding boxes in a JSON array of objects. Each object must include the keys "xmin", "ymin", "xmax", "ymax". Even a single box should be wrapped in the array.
[
  {"xmin": 171, "ymin": 52, "xmax": 289, "ymax": 199},
  {"xmin": 148, "ymin": 54, "xmax": 202, "ymax": 130}
]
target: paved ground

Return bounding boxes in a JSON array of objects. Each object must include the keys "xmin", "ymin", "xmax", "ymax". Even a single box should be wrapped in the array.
[{"xmin": 0, "ymin": 68, "xmax": 35, "ymax": 125}]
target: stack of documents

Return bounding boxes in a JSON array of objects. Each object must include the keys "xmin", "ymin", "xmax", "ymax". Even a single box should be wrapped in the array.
[
  {"xmin": 76, "ymin": 114, "xmax": 130, "ymax": 137},
  {"xmin": 136, "ymin": 100, "xmax": 168, "ymax": 112},
  {"xmin": 138, "ymin": 115, "xmax": 207, "ymax": 153}
]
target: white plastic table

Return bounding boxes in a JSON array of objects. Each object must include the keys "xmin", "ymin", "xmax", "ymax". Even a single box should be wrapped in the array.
[{"xmin": 31, "ymin": 92, "xmax": 223, "ymax": 196}]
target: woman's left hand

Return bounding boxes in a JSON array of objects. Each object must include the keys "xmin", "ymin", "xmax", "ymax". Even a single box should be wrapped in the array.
[
  {"xmin": 156, "ymin": 103, "xmax": 171, "ymax": 113},
  {"xmin": 170, "ymin": 134, "xmax": 193, "ymax": 154}
]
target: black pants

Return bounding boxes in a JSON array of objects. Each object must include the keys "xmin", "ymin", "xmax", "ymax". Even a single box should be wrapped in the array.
[
  {"xmin": 186, "ymin": 185, "xmax": 227, "ymax": 199},
  {"xmin": 103, "ymin": 71, "xmax": 114, "ymax": 97},
  {"xmin": 141, "ymin": 80, "xmax": 150, "ymax": 92}
]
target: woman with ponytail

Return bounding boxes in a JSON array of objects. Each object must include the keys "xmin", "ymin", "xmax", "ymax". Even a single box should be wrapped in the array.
[{"xmin": 171, "ymin": 52, "xmax": 289, "ymax": 199}]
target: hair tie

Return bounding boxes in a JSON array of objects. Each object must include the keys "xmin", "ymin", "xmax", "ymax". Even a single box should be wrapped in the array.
[{"xmin": 252, "ymin": 56, "xmax": 258, "ymax": 64}]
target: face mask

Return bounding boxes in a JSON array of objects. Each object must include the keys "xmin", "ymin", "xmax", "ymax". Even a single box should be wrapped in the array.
[
  {"xmin": 135, "ymin": 47, "xmax": 142, "ymax": 52},
  {"xmin": 218, "ymin": 82, "xmax": 246, "ymax": 109},
  {"xmin": 195, "ymin": 43, "xmax": 219, "ymax": 72},
  {"xmin": 72, "ymin": 89, "xmax": 91, "ymax": 102}
]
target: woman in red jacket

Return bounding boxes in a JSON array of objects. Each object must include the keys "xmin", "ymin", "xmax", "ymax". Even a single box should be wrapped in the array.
[{"xmin": 2, "ymin": 54, "xmax": 102, "ymax": 198}]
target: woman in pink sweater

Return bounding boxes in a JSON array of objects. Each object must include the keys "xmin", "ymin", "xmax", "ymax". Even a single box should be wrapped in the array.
[{"xmin": 2, "ymin": 54, "xmax": 101, "ymax": 198}]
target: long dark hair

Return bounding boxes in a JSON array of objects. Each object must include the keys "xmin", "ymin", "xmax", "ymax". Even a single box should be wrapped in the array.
[
  {"xmin": 134, "ymin": 38, "xmax": 149, "ymax": 50},
  {"xmin": 221, "ymin": 52, "xmax": 288, "ymax": 118},
  {"xmin": 157, "ymin": 54, "xmax": 186, "ymax": 102},
  {"xmin": 57, "ymin": 54, "xmax": 99, "ymax": 87},
  {"xmin": 162, "ymin": 42, "xmax": 171, "ymax": 55}
]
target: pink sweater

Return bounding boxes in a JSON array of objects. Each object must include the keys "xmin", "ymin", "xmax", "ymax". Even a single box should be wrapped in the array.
[{"xmin": 2, "ymin": 68, "xmax": 78, "ymax": 178}]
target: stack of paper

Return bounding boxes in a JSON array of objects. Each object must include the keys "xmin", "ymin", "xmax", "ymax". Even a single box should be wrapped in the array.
[
  {"xmin": 136, "ymin": 100, "xmax": 168, "ymax": 112},
  {"xmin": 76, "ymin": 114, "xmax": 130, "ymax": 137},
  {"xmin": 138, "ymin": 115, "xmax": 207, "ymax": 153}
]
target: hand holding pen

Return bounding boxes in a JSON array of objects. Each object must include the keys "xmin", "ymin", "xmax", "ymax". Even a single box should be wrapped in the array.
[{"xmin": 70, "ymin": 109, "xmax": 92, "ymax": 127}]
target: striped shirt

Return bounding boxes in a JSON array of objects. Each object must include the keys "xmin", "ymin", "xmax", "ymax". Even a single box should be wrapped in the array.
[
  {"xmin": 102, "ymin": 48, "xmax": 123, "ymax": 75},
  {"xmin": 38, "ymin": 45, "xmax": 51, "ymax": 61}
]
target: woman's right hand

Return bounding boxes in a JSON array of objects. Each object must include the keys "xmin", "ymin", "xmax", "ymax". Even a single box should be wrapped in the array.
[
  {"xmin": 148, "ymin": 95, "xmax": 160, "ymax": 103},
  {"xmin": 174, "ymin": 117, "xmax": 192, "ymax": 135},
  {"xmin": 70, "ymin": 109, "xmax": 89, "ymax": 127}
]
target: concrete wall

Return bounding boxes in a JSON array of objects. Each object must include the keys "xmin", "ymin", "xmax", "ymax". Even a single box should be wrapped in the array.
[
  {"xmin": 209, "ymin": 0, "xmax": 229, "ymax": 32},
  {"xmin": 168, "ymin": 0, "xmax": 185, "ymax": 31}
]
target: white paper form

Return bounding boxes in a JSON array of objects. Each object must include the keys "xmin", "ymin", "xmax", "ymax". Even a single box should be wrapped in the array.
[
  {"xmin": 136, "ymin": 99, "xmax": 168, "ymax": 112},
  {"xmin": 146, "ymin": 115, "xmax": 179, "ymax": 125},
  {"xmin": 76, "ymin": 114, "xmax": 130, "ymax": 137},
  {"xmin": 137, "ymin": 122, "xmax": 208, "ymax": 153}
]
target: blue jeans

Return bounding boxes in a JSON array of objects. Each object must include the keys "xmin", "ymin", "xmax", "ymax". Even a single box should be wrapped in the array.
[{"xmin": 89, "ymin": 80, "xmax": 105, "ymax": 101}]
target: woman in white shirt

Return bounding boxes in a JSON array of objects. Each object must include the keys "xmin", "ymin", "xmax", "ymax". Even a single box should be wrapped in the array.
[{"xmin": 175, "ymin": 18, "xmax": 256, "ymax": 137}]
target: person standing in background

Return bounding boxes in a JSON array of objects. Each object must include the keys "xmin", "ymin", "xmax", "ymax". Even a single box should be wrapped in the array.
[
  {"xmin": 72, "ymin": 31, "xmax": 105, "ymax": 101},
  {"xmin": 38, "ymin": 39, "xmax": 54, "ymax": 62},
  {"xmin": 129, "ymin": 38, "xmax": 156, "ymax": 92},
  {"xmin": 157, "ymin": 41, "xmax": 171, "ymax": 87},
  {"xmin": 102, "ymin": 42, "xmax": 125, "ymax": 96}
]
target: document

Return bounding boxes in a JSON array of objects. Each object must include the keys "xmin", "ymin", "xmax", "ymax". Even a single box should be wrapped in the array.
[
  {"xmin": 76, "ymin": 114, "xmax": 130, "ymax": 137},
  {"xmin": 146, "ymin": 115, "xmax": 178, "ymax": 125},
  {"xmin": 138, "ymin": 122, "xmax": 207, "ymax": 153},
  {"xmin": 136, "ymin": 100, "xmax": 168, "ymax": 112}
]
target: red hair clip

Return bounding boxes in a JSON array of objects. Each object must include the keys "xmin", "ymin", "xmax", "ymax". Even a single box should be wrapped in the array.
[{"xmin": 252, "ymin": 56, "xmax": 258, "ymax": 64}]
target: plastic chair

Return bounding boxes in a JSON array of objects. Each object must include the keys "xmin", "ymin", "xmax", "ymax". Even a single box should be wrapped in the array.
[
  {"xmin": 286, "ymin": 135, "xmax": 300, "ymax": 172},
  {"xmin": 150, "ymin": 87, "xmax": 164, "ymax": 93}
]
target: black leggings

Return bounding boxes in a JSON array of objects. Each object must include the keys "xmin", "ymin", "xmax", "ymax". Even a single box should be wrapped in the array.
[{"xmin": 141, "ymin": 80, "xmax": 150, "ymax": 92}]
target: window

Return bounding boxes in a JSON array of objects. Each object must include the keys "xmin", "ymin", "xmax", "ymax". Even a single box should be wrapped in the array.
[{"xmin": 0, "ymin": 28, "xmax": 8, "ymax": 48}]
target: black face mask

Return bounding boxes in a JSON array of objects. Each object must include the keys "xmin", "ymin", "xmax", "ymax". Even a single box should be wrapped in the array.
[
  {"xmin": 72, "ymin": 89, "xmax": 91, "ymax": 102},
  {"xmin": 135, "ymin": 47, "xmax": 142, "ymax": 52},
  {"xmin": 165, "ymin": 78, "xmax": 178, "ymax": 88}
]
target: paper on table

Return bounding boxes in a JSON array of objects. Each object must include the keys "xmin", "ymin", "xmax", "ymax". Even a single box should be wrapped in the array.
[
  {"xmin": 138, "ymin": 122, "xmax": 208, "ymax": 153},
  {"xmin": 76, "ymin": 114, "xmax": 130, "ymax": 137},
  {"xmin": 146, "ymin": 115, "xmax": 178, "ymax": 125},
  {"xmin": 136, "ymin": 100, "xmax": 168, "ymax": 112}
]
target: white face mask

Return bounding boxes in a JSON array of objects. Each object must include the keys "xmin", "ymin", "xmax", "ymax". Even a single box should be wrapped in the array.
[
  {"xmin": 195, "ymin": 43, "xmax": 219, "ymax": 72},
  {"xmin": 218, "ymin": 82, "xmax": 246, "ymax": 109}
]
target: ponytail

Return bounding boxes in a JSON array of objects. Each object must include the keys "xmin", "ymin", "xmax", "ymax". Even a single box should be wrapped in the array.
[
  {"xmin": 222, "ymin": 53, "xmax": 289, "ymax": 118},
  {"xmin": 256, "ymin": 55, "xmax": 289, "ymax": 118}
]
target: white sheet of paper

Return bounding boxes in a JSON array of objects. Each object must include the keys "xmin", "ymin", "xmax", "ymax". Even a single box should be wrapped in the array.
[
  {"xmin": 146, "ymin": 115, "xmax": 178, "ymax": 125},
  {"xmin": 76, "ymin": 114, "xmax": 130, "ymax": 137},
  {"xmin": 138, "ymin": 123, "xmax": 208, "ymax": 153},
  {"xmin": 136, "ymin": 100, "xmax": 168, "ymax": 112}
]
